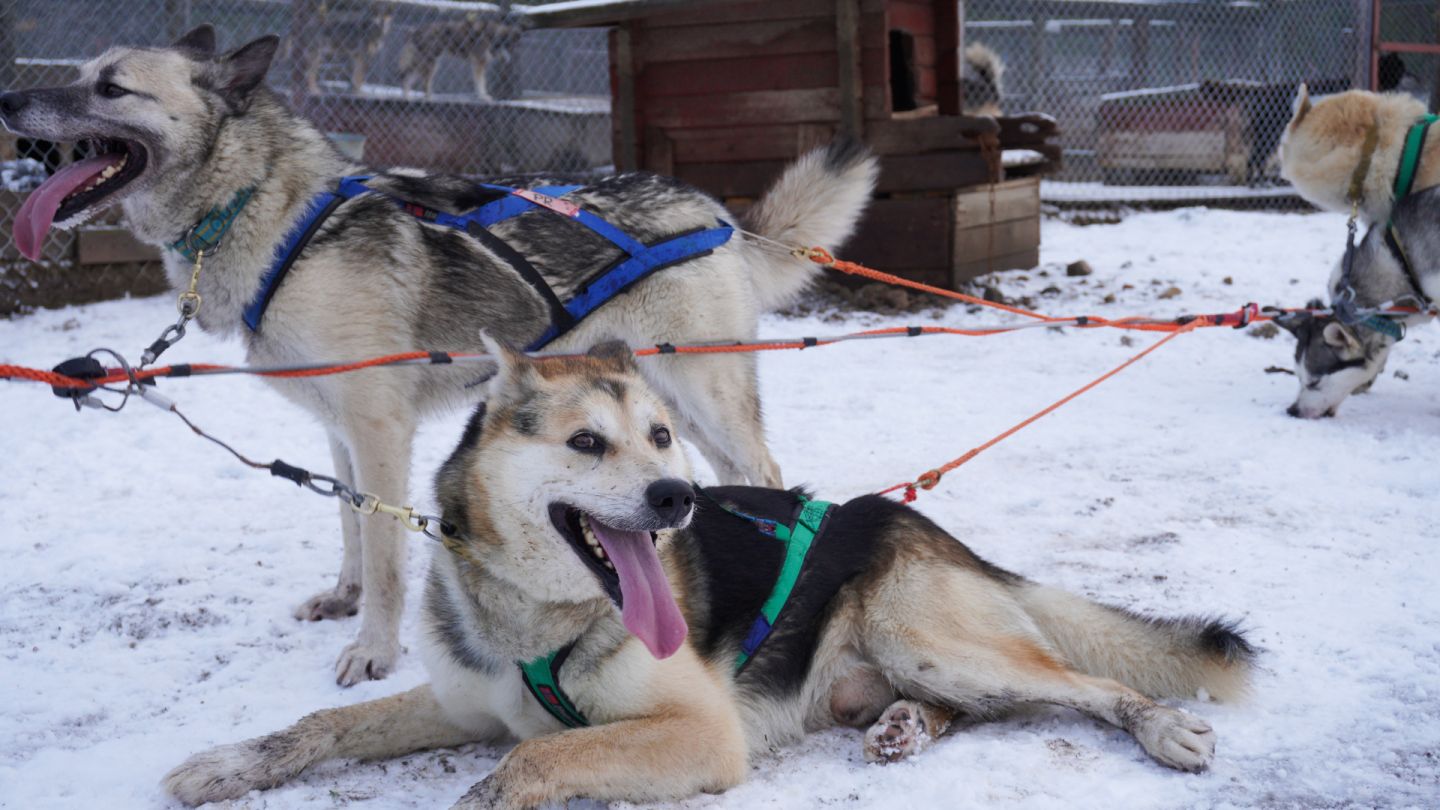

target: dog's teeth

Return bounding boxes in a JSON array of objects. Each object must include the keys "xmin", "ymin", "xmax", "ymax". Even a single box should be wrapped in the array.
[{"xmin": 603, "ymin": 559, "xmax": 614, "ymax": 570}]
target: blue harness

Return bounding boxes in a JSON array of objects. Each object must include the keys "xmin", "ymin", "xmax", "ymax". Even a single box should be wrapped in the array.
[{"xmin": 242, "ymin": 176, "xmax": 735, "ymax": 349}]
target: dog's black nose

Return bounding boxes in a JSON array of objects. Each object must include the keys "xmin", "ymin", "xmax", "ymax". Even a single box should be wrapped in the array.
[
  {"xmin": 1286, "ymin": 403, "xmax": 1301, "ymax": 418},
  {"xmin": 0, "ymin": 91, "xmax": 27, "ymax": 117},
  {"xmin": 646, "ymin": 479, "xmax": 694, "ymax": 526}
]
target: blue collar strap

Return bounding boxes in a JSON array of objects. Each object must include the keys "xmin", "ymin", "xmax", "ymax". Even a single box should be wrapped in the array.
[
  {"xmin": 1361, "ymin": 314, "xmax": 1404, "ymax": 341},
  {"xmin": 169, "ymin": 186, "xmax": 255, "ymax": 261}
]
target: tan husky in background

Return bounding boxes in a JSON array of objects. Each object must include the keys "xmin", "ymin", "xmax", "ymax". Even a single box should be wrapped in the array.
[
  {"xmin": 165, "ymin": 339, "xmax": 1254, "ymax": 809},
  {"xmin": 1280, "ymin": 84, "xmax": 1439, "ymax": 223}
]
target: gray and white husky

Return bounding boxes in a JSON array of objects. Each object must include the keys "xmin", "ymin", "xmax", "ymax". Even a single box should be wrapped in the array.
[
  {"xmin": 165, "ymin": 339, "xmax": 1254, "ymax": 809},
  {"xmin": 0, "ymin": 25, "xmax": 877, "ymax": 685},
  {"xmin": 1279, "ymin": 188, "xmax": 1439, "ymax": 419}
]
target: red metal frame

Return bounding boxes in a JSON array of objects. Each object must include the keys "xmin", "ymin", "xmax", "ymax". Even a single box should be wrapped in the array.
[{"xmin": 1369, "ymin": 0, "xmax": 1440, "ymax": 91}]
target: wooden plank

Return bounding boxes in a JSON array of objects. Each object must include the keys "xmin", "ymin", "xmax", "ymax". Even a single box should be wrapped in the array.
[
  {"xmin": 954, "ymin": 248, "xmax": 1040, "ymax": 285},
  {"xmin": 644, "ymin": 87, "xmax": 841, "ymax": 128},
  {"xmin": 77, "ymin": 228, "xmax": 161, "ymax": 265},
  {"xmin": 675, "ymin": 159, "xmax": 791, "ymax": 197},
  {"xmin": 843, "ymin": 197, "xmax": 951, "ymax": 269},
  {"xmin": 954, "ymin": 178, "xmax": 1040, "ymax": 226},
  {"xmin": 877, "ymin": 151, "xmax": 993, "ymax": 192},
  {"xmin": 886, "ymin": 2, "xmax": 934, "ymax": 36},
  {"xmin": 635, "ymin": 18, "xmax": 836, "ymax": 63},
  {"xmin": 667, "ymin": 124, "xmax": 834, "ymax": 163},
  {"xmin": 643, "ymin": 0, "xmax": 834, "ymax": 27},
  {"xmin": 835, "ymin": 0, "xmax": 864, "ymax": 138},
  {"xmin": 638, "ymin": 52, "xmax": 838, "ymax": 98},
  {"xmin": 678, "ymin": 151, "xmax": 993, "ymax": 198},
  {"xmin": 643, "ymin": 127, "xmax": 674, "ymax": 175},
  {"xmin": 935, "ymin": 0, "xmax": 963, "ymax": 114},
  {"xmin": 866, "ymin": 116, "xmax": 999, "ymax": 155},
  {"xmin": 613, "ymin": 26, "xmax": 639, "ymax": 171},
  {"xmin": 997, "ymin": 113, "xmax": 1060, "ymax": 146},
  {"xmin": 954, "ymin": 218, "xmax": 1040, "ymax": 266}
]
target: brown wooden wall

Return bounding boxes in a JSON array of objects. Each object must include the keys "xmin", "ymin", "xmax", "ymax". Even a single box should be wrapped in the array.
[{"xmin": 610, "ymin": 0, "xmax": 989, "ymax": 198}]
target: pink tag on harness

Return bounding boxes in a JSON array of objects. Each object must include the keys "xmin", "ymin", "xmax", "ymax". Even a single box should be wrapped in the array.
[{"xmin": 512, "ymin": 188, "xmax": 580, "ymax": 218}]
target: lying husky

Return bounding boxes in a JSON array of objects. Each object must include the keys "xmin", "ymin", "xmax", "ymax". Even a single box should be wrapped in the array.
[
  {"xmin": 1279, "ymin": 187, "xmax": 1439, "ymax": 419},
  {"xmin": 0, "ymin": 26, "xmax": 876, "ymax": 684},
  {"xmin": 165, "ymin": 339, "xmax": 1254, "ymax": 809},
  {"xmin": 1280, "ymin": 84, "xmax": 1438, "ymax": 223}
]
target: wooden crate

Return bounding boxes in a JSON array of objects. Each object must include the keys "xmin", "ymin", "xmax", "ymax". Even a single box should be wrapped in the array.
[{"xmin": 840, "ymin": 176, "xmax": 1040, "ymax": 289}]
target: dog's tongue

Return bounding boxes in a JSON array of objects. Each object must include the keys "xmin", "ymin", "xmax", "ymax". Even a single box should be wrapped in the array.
[
  {"xmin": 14, "ymin": 155, "xmax": 124, "ymax": 261},
  {"xmin": 589, "ymin": 519, "xmax": 687, "ymax": 659}
]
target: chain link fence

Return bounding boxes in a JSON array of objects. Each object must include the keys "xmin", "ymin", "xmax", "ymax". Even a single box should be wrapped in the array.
[
  {"xmin": 2, "ymin": 0, "xmax": 1438, "ymax": 313},
  {"xmin": 966, "ymin": 0, "xmax": 1438, "ymax": 206},
  {"xmin": 1, "ymin": 0, "xmax": 610, "ymax": 315}
]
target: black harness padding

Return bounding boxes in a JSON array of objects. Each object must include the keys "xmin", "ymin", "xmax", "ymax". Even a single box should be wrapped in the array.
[
  {"xmin": 462, "ymin": 222, "xmax": 577, "ymax": 336},
  {"xmin": 683, "ymin": 487, "xmax": 889, "ymax": 696}
]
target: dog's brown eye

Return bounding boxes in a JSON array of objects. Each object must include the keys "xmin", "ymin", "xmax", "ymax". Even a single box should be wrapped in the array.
[
  {"xmin": 99, "ymin": 82, "xmax": 130, "ymax": 99},
  {"xmin": 568, "ymin": 432, "xmax": 604, "ymax": 454},
  {"xmin": 652, "ymin": 426, "xmax": 672, "ymax": 448}
]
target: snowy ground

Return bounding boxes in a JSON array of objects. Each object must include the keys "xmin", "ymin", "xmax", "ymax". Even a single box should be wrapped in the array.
[{"xmin": 2, "ymin": 208, "xmax": 1438, "ymax": 809}]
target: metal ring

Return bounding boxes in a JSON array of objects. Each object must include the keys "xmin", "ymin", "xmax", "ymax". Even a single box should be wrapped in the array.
[{"xmin": 183, "ymin": 230, "xmax": 223, "ymax": 257}]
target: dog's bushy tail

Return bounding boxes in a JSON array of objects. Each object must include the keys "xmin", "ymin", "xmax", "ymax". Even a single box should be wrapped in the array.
[
  {"xmin": 742, "ymin": 139, "xmax": 878, "ymax": 310},
  {"xmin": 1016, "ymin": 585, "xmax": 1255, "ymax": 702}
]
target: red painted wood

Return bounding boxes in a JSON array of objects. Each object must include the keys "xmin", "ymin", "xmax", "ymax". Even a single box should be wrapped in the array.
[
  {"xmin": 634, "ymin": 18, "xmax": 836, "ymax": 63},
  {"xmin": 639, "ymin": 52, "xmax": 840, "ymax": 97}
]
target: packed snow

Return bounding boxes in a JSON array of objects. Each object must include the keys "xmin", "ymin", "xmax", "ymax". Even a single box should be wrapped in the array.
[{"xmin": 2, "ymin": 208, "xmax": 1438, "ymax": 809}]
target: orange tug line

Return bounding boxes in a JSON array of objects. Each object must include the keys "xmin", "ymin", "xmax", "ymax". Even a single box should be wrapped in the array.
[{"xmin": 4, "ymin": 246, "xmax": 1293, "ymax": 502}]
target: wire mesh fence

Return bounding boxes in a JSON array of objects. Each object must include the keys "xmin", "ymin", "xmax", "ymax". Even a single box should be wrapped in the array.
[
  {"xmin": 966, "ymin": 0, "xmax": 1438, "ymax": 206},
  {"xmin": 0, "ymin": 0, "xmax": 610, "ymax": 315},
  {"xmin": 1, "ymin": 0, "xmax": 1437, "ymax": 314}
]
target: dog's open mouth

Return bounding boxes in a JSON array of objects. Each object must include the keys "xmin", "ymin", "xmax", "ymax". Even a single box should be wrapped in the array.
[
  {"xmin": 548, "ymin": 504, "xmax": 687, "ymax": 659},
  {"xmin": 15, "ymin": 138, "xmax": 148, "ymax": 261}
]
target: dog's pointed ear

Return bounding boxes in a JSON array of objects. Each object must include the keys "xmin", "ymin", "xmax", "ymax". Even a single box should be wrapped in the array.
[
  {"xmin": 586, "ymin": 340, "xmax": 636, "ymax": 369},
  {"xmin": 1322, "ymin": 321, "xmax": 1362, "ymax": 354},
  {"xmin": 174, "ymin": 24, "xmax": 217, "ymax": 57},
  {"xmin": 216, "ymin": 35, "xmax": 279, "ymax": 111},
  {"xmin": 481, "ymin": 332, "xmax": 539, "ymax": 406},
  {"xmin": 1291, "ymin": 82, "xmax": 1312, "ymax": 125}
]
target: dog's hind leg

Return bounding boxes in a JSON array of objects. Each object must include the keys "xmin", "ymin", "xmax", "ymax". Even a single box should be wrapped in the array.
[
  {"xmin": 863, "ymin": 565, "xmax": 1217, "ymax": 771},
  {"xmin": 165, "ymin": 685, "xmax": 493, "ymax": 807},
  {"xmin": 295, "ymin": 433, "xmax": 364, "ymax": 622},
  {"xmin": 643, "ymin": 354, "xmax": 783, "ymax": 487},
  {"xmin": 334, "ymin": 407, "xmax": 416, "ymax": 686}
]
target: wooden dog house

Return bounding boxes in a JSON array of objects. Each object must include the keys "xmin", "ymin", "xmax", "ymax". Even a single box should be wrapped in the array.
[{"xmin": 531, "ymin": 0, "xmax": 1061, "ymax": 288}]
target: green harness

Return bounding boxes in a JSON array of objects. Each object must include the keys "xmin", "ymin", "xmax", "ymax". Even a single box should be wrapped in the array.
[
  {"xmin": 1392, "ymin": 114, "xmax": 1437, "ymax": 201},
  {"xmin": 518, "ymin": 495, "xmax": 835, "ymax": 729}
]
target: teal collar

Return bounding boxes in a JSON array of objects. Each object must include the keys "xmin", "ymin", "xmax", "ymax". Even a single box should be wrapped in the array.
[{"xmin": 169, "ymin": 186, "xmax": 256, "ymax": 260}]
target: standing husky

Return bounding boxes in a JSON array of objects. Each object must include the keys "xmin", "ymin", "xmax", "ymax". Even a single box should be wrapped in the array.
[
  {"xmin": 399, "ymin": 13, "xmax": 525, "ymax": 100},
  {"xmin": 1280, "ymin": 84, "xmax": 1439, "ymax": 223},
  {"xmin": 166, "ymin": 339, "xmax": 1254, "ymax": 809},
  {"xmin": 0, "ymin": 26, "xmax": 877, "ymax": 685},
  {"xmin": 1279, "ymin": 187, "xmax": 1439, "ymax": 418}
]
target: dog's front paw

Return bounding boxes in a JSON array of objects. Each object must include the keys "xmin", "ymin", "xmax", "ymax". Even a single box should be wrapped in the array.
[
  {"xmin": 864, "ymin": 700, "xmax": 933, "ymax": 764},
  {"xmin": 334, "ymin": 636, "xmax": 400, "ymax": 686},
  {"xmin": 1133, "ymin": 707, "xmax": 1215, "ymax": 772},
  {"xmin": 163, "ymin": 741, "xmax": 282, "ymax": 806},
  {"xmin": 294, "ymin": 584, "xmax": 360, "ymax": 621}
]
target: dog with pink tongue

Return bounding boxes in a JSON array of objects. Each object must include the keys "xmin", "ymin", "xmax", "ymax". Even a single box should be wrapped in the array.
[{"xmin": 167, "ymin": 338, "xmax": 1254, "ymax": 809}]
